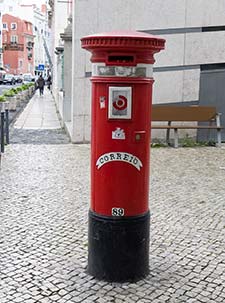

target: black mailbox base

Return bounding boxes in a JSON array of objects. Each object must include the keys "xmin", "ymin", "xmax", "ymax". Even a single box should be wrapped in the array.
[{"xmin": 88, "ymin": 210, "xmax": 150, "ymax": 282}]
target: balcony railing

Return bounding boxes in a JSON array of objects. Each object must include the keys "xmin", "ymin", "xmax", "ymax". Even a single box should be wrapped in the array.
[
  {"xmin": 3, "ymin": 43, "xmax": 24, "ymax": 51},
  {"xmin": 26, "ymin": 41, "xmax": 34, "ymax": 50}
]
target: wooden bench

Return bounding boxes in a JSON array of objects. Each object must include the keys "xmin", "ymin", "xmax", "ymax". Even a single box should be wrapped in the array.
[{"xmin": 151, "ymin": 105, "xmax": 223, "ymax": 147}]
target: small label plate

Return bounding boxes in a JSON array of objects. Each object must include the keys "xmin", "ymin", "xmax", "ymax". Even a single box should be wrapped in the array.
[{"xmin": 112, "ymin": 208, "xmax": 124, "ymax": 216}]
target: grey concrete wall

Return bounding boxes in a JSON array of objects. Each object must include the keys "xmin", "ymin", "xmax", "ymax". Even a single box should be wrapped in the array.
[
  {"xmin": 70, "ymin": 0, "xmax": 225, "ymax": 142},
  {"xmin": 63, "ymin": 39, "xmax": 72, "ymax": 122}
]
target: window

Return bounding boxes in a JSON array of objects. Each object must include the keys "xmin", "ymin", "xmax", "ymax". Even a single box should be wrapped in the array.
[
  {"xmin": 8, "ymin": 6, "xmax": 13, "ymax": 12},
  {"xmin": 3, "ymin": 23, "xmax": 7, "ymax": 30},
  {"xmin": 11, "ymin": 23, "xmax": 17, "ymax": 30},
  {"xmin": 10, "ymin": 35, "xmax": 18, "ymax": 43},
  {"xmin": 19, "ymin": 60, "xmax": 23, "ymax": 68}
]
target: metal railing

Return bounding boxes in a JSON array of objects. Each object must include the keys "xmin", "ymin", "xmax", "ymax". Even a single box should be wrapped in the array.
[
  {"xmin": 42, "ymin": 36, "xmax": 53, "ymax": 68},
  {"xmin": 3, "ymin": 43, "xmax": 24, "ymax": 51},
  {"xmin": 0, "ymin": 102, "xmax": 9, "ymax": 155}
]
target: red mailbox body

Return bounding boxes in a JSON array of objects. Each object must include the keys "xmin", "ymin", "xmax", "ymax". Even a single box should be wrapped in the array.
[
  {"xmin": 91, "ymin": 77, "xmax": 152, "ymax": 216},
  {"xmin": 81, "ymin": 31, "xmax": 165, "ymax": 282}
]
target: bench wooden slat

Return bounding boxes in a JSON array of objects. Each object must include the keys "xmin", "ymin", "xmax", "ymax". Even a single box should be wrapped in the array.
[
  {"xmin": 151, "ymin": 105, "xmax": 223, "ymax": 147},
  {"xmin": 151, "ymin": 106, "xmax": 217, "ymax": 122},
  {"xmin": 151, "ymin": 125, "xmax": 223, "ymax": 129}
]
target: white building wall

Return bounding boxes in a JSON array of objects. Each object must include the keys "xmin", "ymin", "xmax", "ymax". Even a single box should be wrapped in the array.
[
  {"xmin": 70, "ymin": 0, "xmax": 225, "ymax": 142},
  {"xmin": 0, "ymin": 0, "xmax": 21, "ymax": 17},
  {"xmin": 51, "ymin": 0, "xmax": 68, "ymax": 112},
  {"xmin": 185, "ymin": 32, "xmax": 225, "ymax": 65},
  {"xmin": 33, "ymin": 11, "xmax": 48, "ymax": 74},
  {"xmin": 186, "ymin": 0, "xmax": 225, "ymax": 27}
]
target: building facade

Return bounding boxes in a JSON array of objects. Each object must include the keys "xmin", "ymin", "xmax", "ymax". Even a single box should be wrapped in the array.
[
  {"xmin": 48, "ymin": 0, "xmax": 73, "ymax": 117},
  {"xmin": 0, "ymin": 0, "xmax": 50, "ymax": 76},
  {"xmin": 2, "ymin": 14, "xmax": 34, "ymax": 75},
  {"xmin": 0, "ymin": 0, "xmax": 23, "ymax": 70},
  {"xmin": 19, "ymin": 3, "xmax": 51, "ymax": 76},
  {"xmin": 49, "ymin": 0, "xmax": 225, "ymax": 142}
]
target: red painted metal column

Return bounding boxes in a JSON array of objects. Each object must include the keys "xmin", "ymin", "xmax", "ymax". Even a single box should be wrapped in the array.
[{"xmin": 81, "ymin": 31, "xmax": 165, "ymax": 282}]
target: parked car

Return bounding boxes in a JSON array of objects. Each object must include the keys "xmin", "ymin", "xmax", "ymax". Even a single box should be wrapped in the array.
[
  {"xmin": 14, "ymin": 75, "xmax": 23, "ymax": 83},
  {"xmin": 23, "ymin": 73, "xmax": 35, "ymax": 84},
  {"xmin": 3, "ymin": 74, "xmax": 16, "ymax": 85},
  {"xmin": 0, "ymin": 69, "xmax": 6, "ymax": 84}
]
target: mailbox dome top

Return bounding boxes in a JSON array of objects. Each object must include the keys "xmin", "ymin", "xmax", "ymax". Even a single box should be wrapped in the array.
[
  {"xmin": 81, "ymin": 30, "xmax": 165, "ymax": 50},
  {"xmin": 81, "ymin": 31, "xmax": 165, "ymax": 64},
  {"xmin": 82, "ymin": 30, "xmax": 163, "ymax": 39}
]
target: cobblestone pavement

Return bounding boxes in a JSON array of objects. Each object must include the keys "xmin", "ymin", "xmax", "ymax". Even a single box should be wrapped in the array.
[
  {"xmin": 0, "ymin": 138, "xmax": 225, "ymax": 302},
  {"xmin": 9, "ymin": 129, "xmax": 70, "ymax": 144}
]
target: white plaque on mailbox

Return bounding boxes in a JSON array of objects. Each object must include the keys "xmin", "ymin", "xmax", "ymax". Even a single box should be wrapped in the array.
[{"xmin": 108, "ymin": 86, "xmax": 132, "ymax": 119}]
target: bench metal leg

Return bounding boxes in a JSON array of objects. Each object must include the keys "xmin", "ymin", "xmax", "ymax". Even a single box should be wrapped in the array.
[
  {"xmin": 166, "ymin": 121, "xmax": 171, "ymax": 146},
  {"xmin": 216, "ymin": 114, "xmax": 222, "ymax": 147},
  {"xmin": 166, "ymin": 128, "xmax": 170, "ymax": 145},
  {"xmin": 174, "ymin": 128, "xmax": 178, "ymax": 148},
  {"xmin": 216, "ymin": 129, "xmax": 222, "ymax": 147},
  {"xmin": 1, "ymin": 111, "xmax": 4, "ymax": 153}
]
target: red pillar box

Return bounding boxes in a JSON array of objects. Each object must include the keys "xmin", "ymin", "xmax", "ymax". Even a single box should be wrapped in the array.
[{"xmin": 81, "ymin": 31, "xmax": 165, "ymax": 282}]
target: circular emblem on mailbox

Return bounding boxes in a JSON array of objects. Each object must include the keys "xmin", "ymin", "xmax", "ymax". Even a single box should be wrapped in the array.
[{"xmin": 113, "ymin": 95, "xmax": 127, "ymax": 111}]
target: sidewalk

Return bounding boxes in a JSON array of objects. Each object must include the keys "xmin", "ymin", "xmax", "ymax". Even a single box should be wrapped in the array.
[
  {"xmin": 0, "ymin": 93, "xmax": 224, "ymax": 302},
  {"xmin": 9, "ymin": 89, "xmax": 70, "ymax": 145},
  {"xmin": 14, "ymin": 89, "xmax": 61, "ymax": 130}
]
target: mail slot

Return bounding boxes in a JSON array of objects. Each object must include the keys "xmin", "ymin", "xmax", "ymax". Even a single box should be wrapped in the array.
[{"xmin": 107, "ymin": 55, "xmax": 136, "ymax": 65}]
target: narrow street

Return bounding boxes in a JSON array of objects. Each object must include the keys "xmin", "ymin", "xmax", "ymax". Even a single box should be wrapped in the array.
[
  {"xmin": 0, "ymin": 91, "xmax": 224, "ymax": 302},
  {"xmin": 11, "ymin": 89, "xmax": 69, "ymax": 144}
]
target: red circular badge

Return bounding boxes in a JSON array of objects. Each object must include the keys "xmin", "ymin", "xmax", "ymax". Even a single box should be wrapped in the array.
[{"xmin": 113, "ymin": 95, "xmax": 127, "ymax": 111}]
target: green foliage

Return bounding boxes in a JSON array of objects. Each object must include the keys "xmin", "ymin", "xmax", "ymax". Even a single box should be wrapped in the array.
[
  {"xmin": 180, "ymin": 135, "xmax": 216, "ymax": 147},
  {"xmin": 180, "ymin": 135, "xmax": 197, "ymax": 147},
  {"xmin": 3, "ymin": 90, "xmax": 15, "ymax": 97},
  {"xmin": 16, "ymin": 86, "xmax": 23, "ymax": 92},
  {"xmin": 151, "ymin": 135, "xmax": 216, "ymax": 148},
  {"xmin": 0, "ymin": 95, "xmax": 6, "ymax": 102},
  {"xmin": 151, "ymin": 142, "xmax": 168, "ymax": 148},
  {"xmin": 205, "ymin": 141, "xmax": 216, "ymax": 147},
  {"xmin": 21, "ymin": 84, "xmax": 29, "ymax": 90},
  {"xmin": 151, "ymin": 139, "xmax": 167, "ymax": 148},
  {"xmin": 10, "ymin": 88, "xmax": 18, "ymax": 94}
]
